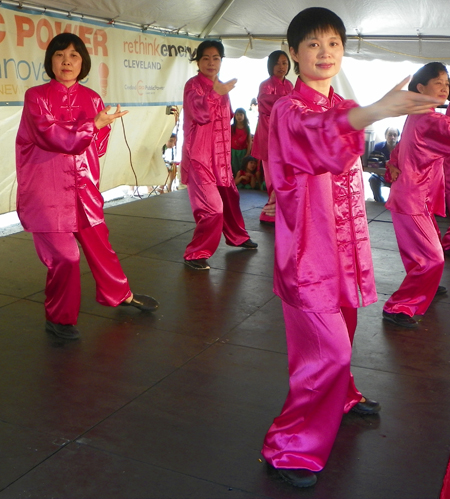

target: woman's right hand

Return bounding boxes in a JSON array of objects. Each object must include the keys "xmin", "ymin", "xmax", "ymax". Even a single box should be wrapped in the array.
[
  {"xmin": 213, "ymin": 77, "xmax": 237, "ymax": 95},
  {"xmin": 348, "ymin": 76, "xmax": 444, "ymax": 130},
  {"xmin": 95, "ymin": 104, "xmax": 129, "ymax": 129}
]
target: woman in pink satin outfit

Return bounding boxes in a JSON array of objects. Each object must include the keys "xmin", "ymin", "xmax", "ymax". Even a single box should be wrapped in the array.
[
  {"xmin": 262, "ymin": 8, "xmax": 444, "ymax": 489},
  {"xmin": 382, "ymin": 62, "xmax": 450, "ymax": 329},
  {"xmin": 251, "ymin": 50, "xmax": 293, "ymax": 224},
  {"xmin": 181, "ymin": 40, "xmax": 257, "ymax": 271},
  {"xmin": 16, "ymin": 33, "xmax": 159, "ymax": 340}
]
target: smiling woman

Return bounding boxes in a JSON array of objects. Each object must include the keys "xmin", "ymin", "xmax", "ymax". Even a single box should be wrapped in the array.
[{"xmin": 15, "ymin": 32, "xmax": 159, "ymax": 340}]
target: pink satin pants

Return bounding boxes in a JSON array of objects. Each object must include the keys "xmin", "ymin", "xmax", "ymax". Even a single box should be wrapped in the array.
[
  {"xmin": 262, "ymin": 303, "xmax": 362, "ymax": 472},
  {"xmin": 184, "ymin": 180, "xmax": 249, "ymax": 260},
  {"xmin": 383, "ymin": 211, "xmax": 444, "ymax": 317},
  {"xmin": 33, "ymin": 222, "xmax": 131, "ymax": 325}
]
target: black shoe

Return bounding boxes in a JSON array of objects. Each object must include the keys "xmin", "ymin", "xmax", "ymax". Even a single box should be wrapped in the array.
[
  {"xmin": 272, "ymin": 466, "xmax": 317, "ymax": 488},
  {"xmin": 45, "ymin": 321, "xmax": 80, "ymax": 340},
  {"xmin": 351, "ymin": 397, "xmax": 381, "ymax": 415},
  {"xmin": 436, "ymin": 285, "xmax": 447, "ymax": 296},
  {"xmin": 382, "ymin": 311, "xmax": 418, "ymax": 328},
  {"xmin": 259, "ymin": 220, "xmax": 275, "ymax": 227},
  {"xmin": 184, "ymin": 258, "xmax": 210, "ymax": 270},
  {"xmin": 239, "ymin": 239, "xmax": 258, "ymax": 249},
  {"xmin": 120, "ymin": 294, "xmax": 159, "ymax": 311}
]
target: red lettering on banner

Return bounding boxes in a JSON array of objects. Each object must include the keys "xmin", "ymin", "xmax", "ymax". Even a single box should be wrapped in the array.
[
  {"xmin": 0, "ymin": 14, "xmax": 5, "ymax": 43},
  {"xmin": 93, "ymin": 30, "xmax": 108, "ymax": 56},
  {"xmin": 78, "ymin": 26, "xmax": 93, "ymax": 54},
  {"xmin": 14, "ymin": 15, "xmax": 108, "ymax": 55},
  {"xmin": 36, "ymin": 18, "xmax": 53, "ymax": 49},
  {"xmin": 15, "ymin": 15, "xmax": 35, "ymax": 47},
  {"xmin": 54, "ymin": 21, "xmax": 74, "ymax": 36}
]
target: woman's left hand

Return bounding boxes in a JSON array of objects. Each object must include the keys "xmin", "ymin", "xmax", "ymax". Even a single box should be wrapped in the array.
[
  {"xmin": 95, "ymin": 104, "xmax": 129, "ymax": 129},
  {"xmin": 387, "ymin": 162, "xmax": 401, "ymax": 182}
]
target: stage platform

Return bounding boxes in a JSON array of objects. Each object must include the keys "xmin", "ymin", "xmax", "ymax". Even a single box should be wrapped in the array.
[{"xmin": 0, "ymin": 189, "xmax": 449, "ymax": 499}]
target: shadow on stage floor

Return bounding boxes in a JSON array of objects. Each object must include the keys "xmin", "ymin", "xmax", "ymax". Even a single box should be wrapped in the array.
[{"xmin": 0, "ymin": 189, "xmax": 449, "ymax": 499}]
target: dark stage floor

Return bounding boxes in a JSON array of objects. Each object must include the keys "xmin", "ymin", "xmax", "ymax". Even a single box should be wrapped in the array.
[{"xmin": 1, "ymin": 189, "xmax": 449, "ymax": 499}]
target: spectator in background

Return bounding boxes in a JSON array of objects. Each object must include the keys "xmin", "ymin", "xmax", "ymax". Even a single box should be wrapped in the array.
[
  {"xmin": 367, "ymin": 127, "xmax": 399, "ymax": 202},
  {"xmin": 235, "ymin": 155, "xmax": 259, "ymax": 189},
  {"xmin": 248, "ymin": 97, "xmax": 259, "ymax": 135},
  {"xmin": 230, "ymin": 108, "xmax": 252, "ymax": 176}
]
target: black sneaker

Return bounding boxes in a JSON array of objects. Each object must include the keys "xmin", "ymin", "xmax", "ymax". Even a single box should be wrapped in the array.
[
  {"xmin": 45, "ymin": 321, "xmax": 80, "ymax": 340},
  {"xmin": 436, "ymin": 285, "xmax": 447, "ymax": 296},
  {"xmin": 239, "ymin": 239, "xmax": 258, "ymax": 249},
  {"xmin": 120, "ymin": 294, "xmax": 159, "ymax": 311},
  {"xmin": 382, "ymin": 311, "xmax": 418, "ymax": 328},
  {"xmin": 184, "ymin": 258, "xmax": 210, "ymax": 270}
]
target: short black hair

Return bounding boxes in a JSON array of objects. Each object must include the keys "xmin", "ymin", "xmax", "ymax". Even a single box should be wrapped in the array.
[
  {"xmin": 44, "ymin": 33, "xmax": 91, "ymax": 81},
  {"xmin": 267, "ymin": 50, "xmax": 291, "ymax": 76},
  {"xmin": 241, "ymin": 155, "xmax": 258, "ymax": 170},
  {"xmin": 408, "ymin": 62, "xmax": 449, "ymax": 93},
  {"xmin": 287, "ymin": 7, "xmax": 346, "ymax": 75},
  {"xmin": 191, "ymin": 40, "xmax": 225, "ymax": 62}
]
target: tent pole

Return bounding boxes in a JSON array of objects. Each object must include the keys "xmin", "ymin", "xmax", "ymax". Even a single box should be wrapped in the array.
[{"xmin": 199, "ymin": 0, "xmax": 236, "ymax": 38}]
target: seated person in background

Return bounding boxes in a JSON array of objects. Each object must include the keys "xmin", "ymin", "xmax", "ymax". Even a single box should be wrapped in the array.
[
  {"xmin": 235, "ymin": 155, "xmax": 259, "ymax": 189},
  {"xmin": 367, "ymin": 127, "xmax": 399, "ymax": 202}
]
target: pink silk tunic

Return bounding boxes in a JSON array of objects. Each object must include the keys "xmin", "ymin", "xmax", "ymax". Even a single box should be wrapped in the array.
[
  {"xmin": 181, "ymin": 72, "xmax": 233, "ymax": 187},
  {"xmin": 270, "ymin": 79, "xmax": 377, "ymax": 313},
  {"xmin": 385, "ymin": 111, "xmax": 450, "ymax": 217},
  {"xmin": 251, "ymin": 75, "xmax": 294, "ymax": 162},
  {"xmin": 16, "ymin": 78, "xmax": 110, "ymax": 233}
]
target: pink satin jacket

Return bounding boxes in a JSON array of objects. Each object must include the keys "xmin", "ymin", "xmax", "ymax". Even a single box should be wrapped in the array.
[
  {"xmin": 270, "ymin": 79, "xmax": 377, "ymax": 313},
  {"xmin": 386, "ymin": 111, "xmax": 450, "ymax": 217},
  {"xmin": 181, "ymin": 72, "xmax": 233, "ymax": 187},
  {"xmin": 16, "ymin": 79, "xmax": 110, "ymax": 232},
  {"xmin": 251, "ymin": 75, "xmax": 293, "ymax": 162}
]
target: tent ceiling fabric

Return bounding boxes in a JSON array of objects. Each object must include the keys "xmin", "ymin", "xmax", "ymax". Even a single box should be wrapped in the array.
[{"xmin": 10, "ymin": 0, "xmax": 450, "ymax": 61}]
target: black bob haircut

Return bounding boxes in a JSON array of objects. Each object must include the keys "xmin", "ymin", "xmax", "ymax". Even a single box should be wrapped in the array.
[
  {"xmin": 190, "ymin": 40, "xmax": 225, "ymax": 62},
  {"xmin": 267, "ymin": 50, "xmax": 291, "ymax": 76},
  {"xmin": 44, "ymin": 33, "xmax": 91, "ymax": 81},
  {"xmin": 287, "ymin": 7, "xmax": 346, "ymax": 75},
  {"xmin": 408, "ymin": 62, "xmax": 449, "ymax": 93}
]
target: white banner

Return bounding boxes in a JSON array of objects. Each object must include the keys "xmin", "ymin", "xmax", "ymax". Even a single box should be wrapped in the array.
[{"xmin": 0, "ymin": 4, "xmax": 200, "ymax": 215}]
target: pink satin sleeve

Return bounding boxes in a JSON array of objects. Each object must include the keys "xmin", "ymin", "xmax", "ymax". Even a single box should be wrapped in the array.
[
  {"xmin": 22, "ymin": 91, "xmax": 96, "ymax": 156},
  {"xmin": 270, "ymin": 99, "xmax": 364, "ymax": 177},
  {"xmin": 184, "ymin": 79, "xmax": 219, "ymax": 126}
]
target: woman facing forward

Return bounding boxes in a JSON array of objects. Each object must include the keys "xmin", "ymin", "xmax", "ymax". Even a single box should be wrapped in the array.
[
  {"xmin": 181, "ymin": 40, "xmax": 257, "ymax": 271},
  {"xmin": 16, "ymin": 33, "xmax": 159, "ymax": 340}
]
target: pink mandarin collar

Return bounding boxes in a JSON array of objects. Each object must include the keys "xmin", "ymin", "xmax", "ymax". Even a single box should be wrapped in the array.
[
  {"xmin": 50, "ymin": 78, "xmax": 80, "ymax": 93},
  {"xmin": 295, "ymin": 78, "xmax": 335, "ymax": 108}
]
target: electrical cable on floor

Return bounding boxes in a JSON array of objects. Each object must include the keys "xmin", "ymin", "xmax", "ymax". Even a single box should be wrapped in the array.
[{"xmin": 120, "ymin": 115, "xmax": 142, "ymax": 199}]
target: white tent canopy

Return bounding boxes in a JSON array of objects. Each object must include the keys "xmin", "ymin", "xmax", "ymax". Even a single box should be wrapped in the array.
[{"xmin": 6, "ymin": 0, "xmax": 450, "ymax": 62}]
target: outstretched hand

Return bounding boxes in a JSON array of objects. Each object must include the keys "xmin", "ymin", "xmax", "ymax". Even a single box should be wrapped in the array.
[
  {"xmin": 95, "ymin": 105, "xmax": 129, "ymax": 130},
  {"xmin": 348, "ymin": 76, "xmax": 445, "ymax": 130},
  {"xmin": 213, "ymin": 77, "xmax": 237, "ymax": 95},
  {"xmin": 376, "ymin": 76, "xmax": 445, "ymax": 117}
]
